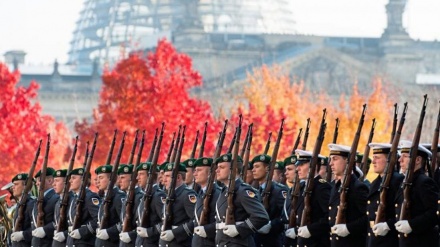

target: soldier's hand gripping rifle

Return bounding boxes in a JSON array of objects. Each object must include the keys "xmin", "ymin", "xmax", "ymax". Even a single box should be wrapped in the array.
[
  {"xmin": 147, "ymin": 128, "xmax": 158, "ymax": 162},
  {"xmin": 162, "ymin": 126, "xmax": 186, "ymax": 231},
  {"xmin": 400, "ymin": 95, "xmax": 428, "ymax": 222},
  {"xmin": 198, "ymin": 122, "xmax": 208, "ymax": 158},
  {"xmin": 122, "ymin": 130, "xmax": 145, "ymax": 232},
  {"xmin": 302, "ymin": 118, "xmax": 311, "ymax": 150},
  {"xmin": 141, "ymin": 123, "xmax": 165, "ymax": 228},
  {"xmin": 301, "ymin": 109, "xmax": 327, "ymax": 227},
  {"xmin": 199, "ymin": 120, "xmax": 228, "ymax": 225},
  {"xmin": 263, "ymin": 132, "xmax": 272, "ymax": 155},
  {"xmin": 37, "ymin": 134, "xmax": 51, "ymax": 227},
  {"xmin": 359, "ymin": 119, "xmax": 376, "ymax": 181},
  {"xmin": 291, "ymin": 128, "xmax": 303, "ymax": 155},
  {"xmin": 262, "ymin": 119, "xmax": 285, "ymax": 210},
  {"xmin": 14, "ymin": 140, "xmax": 42, "ymax": 231},
  {"xmin": 225, "ymin": 115, "xmax": 242, "ymax": 225},
  {"xmin": 430, "ymin": 101, "xmax": 440, "ymax": 176},
  {"xmin": 240, "ymin": 124, "xmax": 253, "ymax": 183},
  {"xmin": 335, "ymin": 104, "xmax": 367, "ymax": 224},
  {"xmin": 375, "ymin": 103, "xmax": 407, "ymax": 224},
  {"xmin": 57, "ymin": 136, "xmax": 78, "ymax": 232},
  {"xmin": 72, "ymin": 133, "xmax": 98, "ymax": 230}
]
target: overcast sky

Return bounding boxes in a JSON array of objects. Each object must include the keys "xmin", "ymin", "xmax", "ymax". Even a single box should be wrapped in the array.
[{"xmin": 0, "ymin": 0, "xmax": 439, "ymax": 65}]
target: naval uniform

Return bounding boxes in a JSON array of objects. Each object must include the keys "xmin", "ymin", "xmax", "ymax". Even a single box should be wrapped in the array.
[{"xmin": 31, "ymin": 188, "xmax": 59, "ymax": 247}]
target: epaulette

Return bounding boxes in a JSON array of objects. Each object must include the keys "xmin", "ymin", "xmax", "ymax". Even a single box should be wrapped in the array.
[
  {"xmin": 319, "ymin": 178, "xmax": 327, "ymax": 183},
  {"xmin": 30, "ymin": 195, "xmax": 37, "ymax": 200}
]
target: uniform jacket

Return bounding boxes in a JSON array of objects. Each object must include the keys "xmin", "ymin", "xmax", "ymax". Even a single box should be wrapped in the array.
[
  {"xmin": 52, "ymin": 192, "xmax": 73, "ymax": 247},
  {"xmin": 12, "ymin": 195, "xmax": 36, "ymax": 247},
  {"xmin": 31, "ymin": 188, "xmax": 60, "ymax": 247},
  {"xmin": 118, "ymin": 186, "xmax": 144, "ymax": 247}
]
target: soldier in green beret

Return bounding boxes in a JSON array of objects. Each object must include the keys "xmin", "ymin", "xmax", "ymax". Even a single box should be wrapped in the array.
[
  {"xmin": 159, "ymin": 163, "xmax": 197, "ymax": 246},
  {"xmin": 31, "ymin": 167, "xmax": 60, "ymax": 247},
  {"xmin": 52, "ymin": 169, "xmax": 70, "ymax": 247},
  {"xmin": 182, "ymin": 158, "xmax": 200, "ymax": 191},
  {"xmin": 250, "ymin": 154, "xmax": 288, "ymax": 247},
  {"xmin": 135, "ymin": 162, "xmax": 166, "ymax": 247},
  {"xmin": 10, "ymin": 173, "xmax": 36, "ymax": 246},
  {"xmin": 117, "ymin": 164, "xmax": 133, "ymax": 193},
  {"xmin": 272, "ymin": 161, "xmax": 285, "ymax": 184}
]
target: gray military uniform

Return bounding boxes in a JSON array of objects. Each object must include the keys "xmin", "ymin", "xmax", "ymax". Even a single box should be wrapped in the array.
[
  {"xmin": 118, "ymin": 186, "xmax": 144, "ymax": 247},
  {"xmin": 31, "ymin": 188, "xmax": 59, "ymax": 247}
]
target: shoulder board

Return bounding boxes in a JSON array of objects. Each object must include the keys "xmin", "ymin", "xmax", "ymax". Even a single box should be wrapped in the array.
[
  {"xmin": 30, "ymin": 195, "xmax": 37, "ymax": 200},
  {"xmin": 319, "ymin": 178, "xmax": 327, "ymax": 183}
]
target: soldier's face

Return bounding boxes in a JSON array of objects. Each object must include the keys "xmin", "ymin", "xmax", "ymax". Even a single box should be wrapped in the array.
[
  {"xmin": 329, "ymin": 155, "xmax": 347, "ymax": 178},
  {"xmin": 215, "ymin": 162, "xmax": 230, "ymax": 183},
  {"xmin": 399, "ymin": 153, "xmax": 410, "ymax": 173},
  {"xmin": 163, "ymin": 171, "xmax": 173, "ymax": 189},
  {"xmin": 185, "ymin": 168, "xmax": 194, "ymax": 185},
  {"xmin": 194, "ymin": 166, "xmax": 209, "ymax": 185},
  {"xmin": 118, "ymin": 174, "xmax": 131, "ymax": 191},
  {"xmin": 69, "ymin": 175, "xmax": 82, "ymax": 192},
  {"xmin": 252, "ymin": 162, "xmax": 268, "ymax": 181},
  {"xmin": 136, "ymin": 170, "xmax": 148, "ymax": 188},
  {"xmin": 284, "ymin": 165, "xmax": 296, "ymax": 183},
  {"xmin": 296, "ymin": 162, "xmax": 310, "ymax": 180},
  {"xmin": 373, "ymin": 154, "xmax": 387, "ymax": 175},
  {"xmin": 245, "ymin": 170, "xmax": 253, "ymax": 183},
  {"xmin": 36, "ymin": 176, "xmax": 53, "ymax": 191},
  {"xmin": 12, "ymin": 181, "xmax": 25, "ymax": 198},
  {"xmin": 97, "ymin": 174, "xmax": 110, "ymax": 190},
  {"xmin": 53, "ymin": 177, "xmax": 65, "ymax": 194}
]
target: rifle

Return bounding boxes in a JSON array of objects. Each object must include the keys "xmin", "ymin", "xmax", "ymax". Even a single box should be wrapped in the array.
[
  {"xmin": 141, "ymin": 123, "xmax": 165, "ymax": 228},
  {"xmin": 81, "ymin": 142, "xmax": 90, "ymax": 169},
  {"xmin": 359, "ymin": 119, "xmax": 376, "ymax": 181},
  {"xmin": 37, "ymin": 134, "xmax": 51, "ymax": 227},
  {"xmin": 73, "ymin": 132, "xmax": 98, "ymax": 230},
  {"xmin": 431, "ymin": 101, "xmax": 440, "ymax": 175},
  {"xmin": 165, "ymin": 132, "xmax": 176, "ymax": 163},
  {"xmin": 225, "ymin": 115, "xmax": 243, "ymax": 225},
  {"xmin": 291, "ymin": 128, "xmax": 303, "ymax": 155},
  {"xmin": 227, "ymin": 127, "xmax": 238, "ymax": 154},
  {"xmin": 400, "ymin": 95, "xmax": 428, "ymax": 221},
  {"xmin": 302, "ymin": 118, "xmax": 311, "ymax": 150},
  {"xmin": 263, "ymin": 132, "xmax": 272, "ymax": 155},
  {"xmin": 390, "ymin": 103, "xmax": 398, "ymax": 143},
  {"xmin": 240, "ymin": 124, "xmax": 253, "ymax": 182},
  {"xmin": 288, "ymin": 170, "xmax": 301, "ymax": 228},
  {"xmin": 105, "ymin": 130, "xmax": 118, "ymax": 165},
  {"xmin": 162, "ymin": 126, "xmax": 186, "ymax": 231},
  {"xmin": 170, "ymin": 127, "xmax": 182, "ymax": 164},
  {"xmin": 127, "ymin": 130, "xmax": 139, "ymax": 164},
  {"xmin": 57, "ymin": 136, "xmax": 78, "ymax": 232},
  {"xmin": 327, "ymin": 118, "xmax": 340, "ymax": 181},
  {"xmin": 122, "ymin": 130, "xmax": 145, "ymax": 232},
  {"xmin": 190, "ymin": 130, "xmax": 199, "ymax": 159},
  {"xmin": 335, "ymin": 104, "xmax": 367, "ymax": 224},
  {"xmin": 198, "ymin": 122, "xmax": 208, "ymax": 158},
  {"xmin": 199, "ymin": 120, "xmax": 228, "ymax": 225},
  {"xmin": 14, "ymin": 139, "xmax": 42, "ymax": 231},
  {"xmin": 100, "ymin": 131, "xmax": 127, "ymax": 229},
  {"xmin": 375, "ymin": 103, "xmax": 407, "ymax": 224},
  {"xmin": 262, "ymin": 119, "xmax": 285, "ymax": 210},
  {"xmin": 147, "ymin": 128, "xmax": 158, "ymax": 162},
  {"xmin": 301, "ymin": 109, "xmax": 327, "ymax": 226}
]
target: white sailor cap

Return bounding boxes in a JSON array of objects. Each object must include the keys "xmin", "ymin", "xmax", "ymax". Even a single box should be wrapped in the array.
[
  {"xmin": 328, "ymin": 143, "xmax": 351, "ymax": 157},
  {"xmin": 368, "ymin": 143, "xmax": 392, "ymax": 154},
  {"xmin": 399, "ymin": 140, "xmax": 432, "ymax": 159},
  {"xmin": 420, "ymin": 143, "xmax": 440, "ymax": 153},
  {"xmin": 294, "ymin": 149, "xmax": 312, "ymax": 165}
]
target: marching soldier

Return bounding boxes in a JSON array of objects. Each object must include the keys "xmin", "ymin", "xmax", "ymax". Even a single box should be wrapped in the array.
[
  {"xmin": 52, "ymin": 169, "xmax": 71, "ymax": 247},
  {"xmin": 95, "ymin": 165, "xmax": 126, "ymax": 247},
  {"xmin": 117, "ymin": 164, "xmax": 132, "ymax": 193},
  {"xmin": 272, "ymin": 161, "xmax": 285, "ymax": 184},
  {"xmin": 159, "ymin": 162, "xmax": 197, "ymax": 247},
  {"xmin": 65, "ymin": 167, "xmax": 100, "ymax": 247},
  {"xmin": 31, "ymin": 167, "xmax": 60, "ymax": 247},
  {"xmin": 11, "ymin": 173, "xmax": 35, "ymax": 247},
  {"xmin": 395, "ymin": 141, "xmax": 439, "ymax": 246},
  {"xmin": 366, "ymin": 143, "xmax": 404, "ymax": 247},
  {"xmin": 215, "ymin": 153, "xmax": 269, "ymax": 247},
  {"xmin": 181, "ymin": 159, "xmax": 197, "ymax": 190},
  {"xmin": 251, "ymin": 154, "xmax": 288, "ymax": 246},
  {"xmin": 135, "ymin": 162, "xmax": 166, "ymax": 247},
  {"xmin": 328, "ymin": 144, "xmax": 369, "ymax": 247},
  {"xmin": 192, "ymin": 157, "xmax": 221, "ymax": 247},
  {"xmin": 282, "ymin": 155, "xmax": 300, "ymax": 247}
]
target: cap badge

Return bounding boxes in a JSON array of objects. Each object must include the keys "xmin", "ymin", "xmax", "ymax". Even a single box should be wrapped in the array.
[
  {"xmin": 167, "ymin": 164, "xmax": 172, "ymax": 170},
  {"xmin": 56, "ymin": 171, "xmax": 61, "ymax": 176},
  {"xmin": 291, "ymin": 157, "xmax": 297, "ymax": 163},
  {"xmin": 203, "ymin": 159, "xmax": 208, "ymax": 165},
  {"xmin": 102, "ymin": 167, "xmax": 106, "ymax": 172},
  {"xmin": 143, "ymin": 164, "xmax": 148, "ymax": 169},
  {"xmin": 223, "ymin": 155, "xmax": 228, "ymax": 161},
  {"xmin": 17, "ymin": 174, "xmax": 22, "ymax": 180},
  {"xmin": 78, "ymin": 169, "xmax": 83, "ymax": 175},
  {"xmin": 260, "ymin": 155, "xmax": 265, "ymax": 161},
  {"xmin": 124, "ymin": 167, "xmax": 129, "ymax": 172}
]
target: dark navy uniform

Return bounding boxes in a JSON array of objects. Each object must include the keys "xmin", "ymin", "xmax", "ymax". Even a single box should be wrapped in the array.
[
  {"xmin": 159, "ymin": 185, "xmax": 197, "ymax": 247},
  {"xmin": 31, "ymin": 188, "xmax": 60, "ymax": 247},
  {"xmin": 192, "ymin": 184, "xmax": 221, "ymax": 247},
  {"xmin": 52, "ymin": 191, "xmax": 73, "ymax": 247},
  {"xmin": 95, "ymin": 187, "xmax": 126, "ymax": 247},
  {"xmin": 366, "ymin": 173, "xmax": 403, "ymax": 247},
  {"xmin": 395, "ymin": 169, "xmax": 439, "ymax": 246},
  {"xmin": 135, "ymin": 184, "xmax": 166, "ymax": 247},
  {"xmin": 12, "ymin": 196, "xmax": 36, "ymax": 247},
  {"xmin": 282, "ymin": 181, "xmax": 303, "ymax": 247},
  {"xmin": 329, "ymin": 174, "xmax": 368, "ymax": 247},
  {"xmin": 254, "ymin": 181, "xmax": 288, "ymax": 247},
  {"xmin": 215, "ymin": 178, "xmax": 269, "ymax": 247},
  {"xmin": 67, "ymin": 189, "xmax": 100, "ymax": 247},
  {"xmin": 118, "ymin": 186, "xmax": 144, "ymax": 247}
]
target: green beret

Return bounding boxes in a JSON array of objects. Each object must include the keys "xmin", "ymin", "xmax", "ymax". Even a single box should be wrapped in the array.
[
  {"xmin": 284, "ymin": 155, "xmax": 297, "ymax": 166},
  {"xmin": 159, "ymin": 162, "xmax": 168, "ymax": 171},
  {"xmin": 117, "ymin": 164, "xmax": 133, "ymax": 175},
  {"xmin": 12, "ymin": 173, "xmax": 28, "ymax": 182},
  {"xmin": 95, "ymin": 165, "xmax": 113, "ymax": 175},
  {"xmin": 35, "ymin": 167, "xmax": 56, "ymax": 178},
  {"xmin": 54, "ymin": 169, "xmax": 67, "ymax": 178},
  {"xmin": 275, "ymin": 161, "xmax": 285, "ymax": 170},
  {"xmin": 70, "ymin": 168, "xmax": 85, "ymax": 176},
  {"xmin": 181, "ymin": 158, "xmax": 196, "ymax": 169},
  {"xmin": 251, "ymin": 154, "xmax": 272, "ymax": 165},
  {"xmin": 194, "ymin": 157, "xmax": 213, "ymax": 167},
  {"xmin": 137, "ymin": 162, "xmax": 151, "ymax": 171},
  {"xmin": 214, "ymin": 153, "xmax": 243, "ymax": 164},
  {"xmin": 162, "ymin": 163, "xmax": 187, "ymax": 172}
]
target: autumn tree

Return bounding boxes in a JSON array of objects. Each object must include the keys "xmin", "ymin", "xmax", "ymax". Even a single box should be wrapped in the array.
[{"xmin": 0, "ymin": 63, "xmax": 71, "ymax": 186}]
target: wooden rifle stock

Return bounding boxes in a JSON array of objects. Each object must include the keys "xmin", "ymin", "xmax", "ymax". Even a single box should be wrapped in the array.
[
  {"xmin": 100, "ymin": 131, "xmax": 127, "ymax": 229},
  {"xmin": 122, "ymin": 130, "xmax": 145, "ymax": 232},
  {"xmin": 359, "ymin": 119, "xmax": 376, "ymax": 181},
  {"xmin": 262, "ymin": 119, "xmax": 285, "ymax": 210},
  {"xmin": 240, "ymin": 124, "xmax": 253, "ymax": 182},
  {"xmin": 335, "ymin": 104, "xmax": 367, "ymax": 224},
  {"xmin": 375, "ymin": 103, "xmax": 407, "ymax": 224},
  {"xmin": 147, "ymin": 128, "xmax": 158, "ymax": 162},
  {"xmin": 400, "ymin": 95, "xmax": 428, "ymax": 221},
  {"xmin": 141, "ymin": 123, "xmax": 165, "ymax": 228},
  {"xmin": 198, "ymin": 122, "xmax": 208, "ymax": 158},
  {"xmin": 431, "ymin": 101, "xmax": 440, "ymax": 175},
  {"xmin": 225, "ymin": 115, "xmax": 242, "ymax": 225},
  {"xmin": 127, "ymin": 130, "xmax": 139, "ymax": 164},
  {"xmin": 301, "ymin": 109, "xmax": 327, "ymax": 226},
  {"xmin": 263, "ymin": 132, "xmax": 272, "ymax": 155},
  {"xmin": 15, "ymin": 139, "xmax": 42, "ymax": 231},
  {"xmin": 390, "ymin": 103, "xmax": 398, "ymax": 143},
  {"xmin": 37, "ymin": 134, "xmax": 51, "ymax": 227},
  {"xmin": 291, "ymin": 128, "xmax": 303, "ymax": 155},
  {"xmin": 302, "ymin": 118, "xmax": 311, "ymax": 150},
  {"xmin": 105, "ymin": 130, "xmax": 118, "ymax": 165},
  {"xmin": 57, "ymin": 136, "xmax": 78, "ymax": 232}
]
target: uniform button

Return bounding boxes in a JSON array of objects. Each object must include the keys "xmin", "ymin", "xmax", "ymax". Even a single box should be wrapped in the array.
[
  {"xmin": 336, "ymin": 236, "xmax": 339, "ymax": 240},
  {"xmin": 395, "ymin": 214, "xmax": 398, "ymax": 218},
  {"xmin": 376, "ymin": 200, "xmax": 379, "ymax": 204},
  {"xmin": 330, "ymin": 237, "xmax": 332, "ymax": 240},
  {"xmin": 296, "ymin": 215, "xmax": 298, "ymax": 218},
  {"xmin": 368, "ymin": 233, "xmax": 370, "ymax": 236},
  {"xmin": 329, "ymin": 206, "xmax": 331, "ymax": 210},
  {"xmin": 328, "ymin": 217, "xmax": 331, "ymax": 221},
  {"xmin": 367, "ymin": 200, "xmax": 370, "ymax": 204},
  {"xmin": 337, "ymin": 206, "xmax": 339, "ymax": 209},
  {"xmin": 437, "ymin": 211, "xmax": 439, "ymax": 216},
  {"xmin": 366, "ymin": 212, "xmax": 369, "ymax": 215},
  {"xmin": 395, "ymin": 203, "xmax": 398, "ymax": 208}
]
